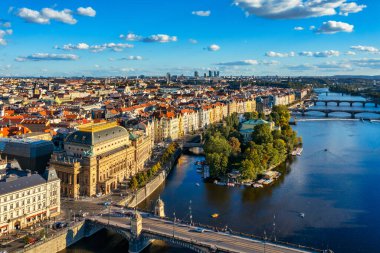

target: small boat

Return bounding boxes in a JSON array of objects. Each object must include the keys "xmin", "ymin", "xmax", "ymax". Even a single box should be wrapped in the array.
[
  {"xmin": 196, "ymin": 168, "xmax": 203, "ymax": 173},
  {"xmin": 324, "ymin": 148, "xmax": 328, "ymax": 152},
  {"xmin": 253, "ymin": 183, "xmax": 263, "ymax": 188},
  {"xmin": 299, "ymin": 212, "xmax": 305, "ymax": 218},
  {"xmin": 195, "ymin": 183, "xmax": 200, "ymax": 187},
  {"xmin": 211, "ymin": 213, "xmax": 219, "ymax": 218},
  {"xmin": 296, "ymin": 148, "xmax": 303, "ymax": 156}
]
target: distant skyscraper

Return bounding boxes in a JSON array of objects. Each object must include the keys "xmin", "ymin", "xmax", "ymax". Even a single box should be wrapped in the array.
[
  {"xmin": 208, "ymin": 70, "xmax": 212, "ymax": 77},
  {"xmin": 204, "ymin": 73, "xmax": 207, "ymax": 78},
  {"xmin": 166, "ymin": 72, "xmax": 171, "ymax": 84},
  {"xmin": 216, "ymin": 71, "xmax": 220, "ymax": 77},
  {"xmin": 194, "ymin": 71, "xmax": 199, "ymax": 78}
]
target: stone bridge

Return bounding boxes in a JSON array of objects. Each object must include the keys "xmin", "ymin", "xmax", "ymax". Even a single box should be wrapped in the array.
[
  {"xmin": 291, "ymin": 108, "xmax": 380, "ymax": 119},
  {"xmin": 305, "ymin": 99, "xmax": 378, "ymax": 107},
  {"xmin": 84, "ymin": 213, "xmax": 324, "ymax": 253}
]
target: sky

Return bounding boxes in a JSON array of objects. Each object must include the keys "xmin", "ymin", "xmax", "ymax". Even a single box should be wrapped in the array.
[{"xmin": 0, "ymin": 0, "xmax": 380, "ymax": 77}]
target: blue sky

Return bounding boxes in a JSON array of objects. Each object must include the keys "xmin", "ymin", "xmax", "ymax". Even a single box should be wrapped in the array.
[{"xmin": 0, "ymin": 0, "xmax": 380, "ymax": 77}]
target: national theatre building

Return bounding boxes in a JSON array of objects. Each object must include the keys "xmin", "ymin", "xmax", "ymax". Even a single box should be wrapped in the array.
[{"xmin": 49, "ymin": 121, "xmax": 153, "ymax": 198}]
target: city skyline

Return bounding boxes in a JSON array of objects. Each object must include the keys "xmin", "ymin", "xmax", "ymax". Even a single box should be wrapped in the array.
[{"xmin": 1, "ymin": 0, "xmax": 380, "ymax": 77}]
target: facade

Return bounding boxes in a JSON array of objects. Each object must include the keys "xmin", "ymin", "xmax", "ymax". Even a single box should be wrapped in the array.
[
  {"xmin": 0, "ymin": 169, "xmax": 60, "ymax": 234},
  {"xmin": 49, "ymin": 121, "xmax": 152, "ymax": 198}
]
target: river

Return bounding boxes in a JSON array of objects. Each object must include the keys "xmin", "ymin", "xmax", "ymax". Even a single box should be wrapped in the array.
[{"xmin": 64, "ymin": 90, "xmax": 380, "ymax": 253}]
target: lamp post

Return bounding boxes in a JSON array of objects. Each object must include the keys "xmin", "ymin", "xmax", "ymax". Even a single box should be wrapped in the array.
[
  {"xmin": 172, "ymin": 212, "xmax": 176, "ymax": 238},
  {"xmin": 264, "ymin": 230, "xmax": 267, "ymax": 253}
]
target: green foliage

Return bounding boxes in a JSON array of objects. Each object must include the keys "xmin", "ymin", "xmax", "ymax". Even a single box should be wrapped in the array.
[
  {"xmin": 243, "ymin": 112, "xmax": 258, "ymax": 120},
  {"xmin": 271, "ymin": 105, "xmax": 291, "ymax": 128},
  {"xmin": 206, "ymin": 153, "xmax": 229, "ymax": 177},
  {"xmin": 129, "ymin": 142, "xmax": 178, "ymax": 190},
  {"xmin": 251, "ymin": 124, "xmax": 273, "ymax": 145}
]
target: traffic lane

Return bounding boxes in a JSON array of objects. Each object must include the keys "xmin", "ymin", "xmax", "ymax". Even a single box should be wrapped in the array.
[{"xmin": 142, "ymin": 219, "xmax": 312, "ymax": 253}]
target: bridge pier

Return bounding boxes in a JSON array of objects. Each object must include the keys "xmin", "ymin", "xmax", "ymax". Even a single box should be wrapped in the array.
[
  {"xmin": 351, "ymin": 112, "xmax": 355, "ymax": 119},
  {"xmin": 349, "ymin": 102, "xmax": 353, "ymax": 107},
  {"xmin": 324, "ymin": 101, "xmax": 328, "ymax": 106},
  {"xmin": 325, "ymin": 112, "xmax": 329, "ymax": 118},
  {"xmin": 336, "ymin": 102, "xmax": 340, "ymax": 107},
  {"xmin": 362, "ymin": 102, "xmax": 365, "ymax": 107},
  {"xmin": 129, "ymin": 237, "xmax": 153, "ymax": 253},
  {"xmin": 376, "ymin": 103, "xmax": 378, "ymax": 108}
]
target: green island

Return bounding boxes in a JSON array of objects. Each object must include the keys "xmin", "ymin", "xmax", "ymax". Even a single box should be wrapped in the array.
[{"xmin": 203, "ymin": 105, "xmax": 302, "ymax": 184}]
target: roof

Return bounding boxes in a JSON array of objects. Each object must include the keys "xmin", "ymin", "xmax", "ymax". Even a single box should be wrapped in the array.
[
  {"xmin": 66, "ymin": 123, "xmax": 129, "ymax": 146},
  {"xmin": 0, "ymin": 174, "xmax": 47, "ymax": 195},
  {"xmin": 240, "ymin": 119, "xmax": 270, "ymax": 131}
]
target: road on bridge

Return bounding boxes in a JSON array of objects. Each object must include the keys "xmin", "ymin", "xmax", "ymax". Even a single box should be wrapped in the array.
[{"xmin": 90, "ymin": 212, "xmax": 317, "ymax": 253}]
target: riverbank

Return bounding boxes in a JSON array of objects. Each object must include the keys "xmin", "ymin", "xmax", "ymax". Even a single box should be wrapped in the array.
[{"xmin": 122, "ymin": 147, "xmax": 182, "ymax": 208}]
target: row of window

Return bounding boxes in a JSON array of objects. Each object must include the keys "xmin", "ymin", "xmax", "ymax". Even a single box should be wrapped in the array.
[{"xmin": 0, "ymin": 187, "xmax": 46, "ymax": 203}]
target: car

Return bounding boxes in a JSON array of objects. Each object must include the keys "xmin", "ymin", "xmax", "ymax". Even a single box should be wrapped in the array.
[{"xmin": 193, "ymin": 227, "xmax": 205, "ymax": 233}]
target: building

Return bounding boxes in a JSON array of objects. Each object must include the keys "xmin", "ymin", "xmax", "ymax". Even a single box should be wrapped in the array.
[
  {"xmin": 49, "ymin": 121, "xmax": 152, "ymax": 198},
  {"xmin": 0, "ymin": 138, "xmax": 54, "ymax": 173},
  {"xmin": 0, "ymin": 168, "xmax": 60, "ymax": 234}
]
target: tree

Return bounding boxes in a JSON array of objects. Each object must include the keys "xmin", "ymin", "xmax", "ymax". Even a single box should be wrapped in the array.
[
  {"xmin": 206, "ymin": 153, "xmax": 229, "ymax": 178},
  {"xmin": 129, "ymin": 176, "xmax": 138, "ymax": 191},
  {"xmin": 251, "ymin": 124, "xmax": 273, "ymax": 145},
  {"xmin": 243, "ymin": 112, "xmax": 258, "ymax": 120},
  {"xmin": 229, "ymin": 137, "xmax": 241, "ymax": 155},
  {"xmin": 240, "ymin": 159, "xmax": 258, "ymax": 181},
  {"xmin": 204, "ymin": 135, "xmax": 232, "ymax": 157}
]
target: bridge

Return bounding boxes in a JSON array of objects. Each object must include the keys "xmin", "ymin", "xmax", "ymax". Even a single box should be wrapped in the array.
[
  {"xmin": 182, "ymin": 134, "xmax": 204, "ymax": 148},
  {"xmin": 85, "ymin": 211, "xmax": 324, "ymax": 253},
  {"xmin": 305, "ymin": 99, "xmax": 379, "ymax": 107},
  {"xmin": 291, "ymin": 108, "xmax": 380, "ymax": 119}
]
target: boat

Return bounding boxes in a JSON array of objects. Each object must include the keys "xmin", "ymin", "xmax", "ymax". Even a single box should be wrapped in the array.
[
  {"xmin": 195, "ymin": 183, "xmax": 200, "ymax": 187},
  {"xmin": 253, "ymin": 183, "xmax": 263, "ymax": 188},
  {"xmin": 296, "ymin": 148, "xmax": 303, "ymax": 156},
  {"xmin": 299, "ymin": 212, "xmax": 305, "ymax": 218},
  {"xmin": 211, "ymin": 213, "xmax": 219, "ymax": 218},
  {"xmin": 262, "ymin": 179, "xmax": 273, "ymax": 185},
  {"xmin": 196, "ymin": 168, "xmax": 203, "ymax": 173},
  {"xmin": 324, "ymin": 148, "xmax": 328, "ymax": 152},
  {"xmin": 227, "ymin": 182, "xmax": 235, "ymax": 187}
]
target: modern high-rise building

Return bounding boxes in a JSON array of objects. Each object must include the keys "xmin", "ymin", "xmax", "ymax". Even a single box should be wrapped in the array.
[
  {"xmin": 194, "ymin": 71, "xmax": 199, "ymax": 78},
  {"xmin": 166, "ymin": 73, "xmax": 171, "ymax": 84},
  {"xmin": 208, "ymin": 70, "xmax": 212, "ymax": 77}
]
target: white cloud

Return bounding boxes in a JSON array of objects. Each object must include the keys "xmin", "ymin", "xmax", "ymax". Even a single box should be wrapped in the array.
[
  {"xmin": 351, "ymin": 58, "xmax": 380, "ymax": 69},
  {"xmin": 119, "ymin": 56, "xmax": 143, "ymax": 61},
  {"xmin": 16, "ymin": 53, "xmax": 79, "ymax": 61},
  {"xmin": 56, "ymin": 42, "xmax": 133, "ymax": 52},
  {"xmin": 192, "ymin": 10, "xmax": 211, "ymax": 17},
  {"xmin": 2, "ymin": 22, "xmax": 11, "ymax": 28},
  {"xmin": 217, "ymin": 60, "xmax": 258, "ymax": 66},
  {"xmin": 120, "ymin": 33, "xmax": 177, "ymax": 43},
  {"xmin": 77, "ymin": 7, "xmax": 96, "ymax": 17},
  {"xmin": 345, "ymin": 51, "xmax": 356, "ymax": 55},
  {"xmin": 350, "ymin": 45, "xmax": 379, "ymax": 53},
  {"xmin": 266, "ymin": 51, "xmax": 295, "ymax": 57},
  {"xmin": 233, "ymin": 0, "xmax": 365, "ymax": 19},
  {"xmin": 299, "ymin": 50, "xmax": 340, "ymax": 57},
  {"xmin": 189, "ymin": 39, "xmax": 198, "ymax": 44},
  {"xmin": 316, "ymin": 61, "xmax": 352, "ymax": 70},
  {"xmin": 294, "ymin": 26, "xmax": 304, "ymax": 31},
  {"xmin": 41, "ymin": 8, "xmax": 77, "ymax": 24},
  {"xmin": 309, "ymin": 25, "xmax": 316, "ymax": 30},
  {"xmin": 0, "ymin": 29, "xmax": 12, "ymax": 46},
  {"xmin": 316, "ymin": 21, "xmax": 354, "ymax": 34},
  {"xmin": 16, "ymin": 7, "xmax": 77, "ymax": 24},
  {"xmin": 207, "ymin": 44, "xmax": 221, "ymax": 51},
  {"xmin": 339, "ymin": 2, "xmax": 366, "ymax": 16}
]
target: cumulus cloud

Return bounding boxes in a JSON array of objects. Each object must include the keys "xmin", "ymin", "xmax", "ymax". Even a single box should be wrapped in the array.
[
  {"xmin": 233, "ymin": 0, "xmax": 365, "ymax": 19},
  {"xmin": 350, "ymin": 45, "xmax": 379, "ymax": 53},
  {"xmin": 77, "ymin": 7, "xmax": 96, "ymax": 17},
  {"xmin": 207, "ymin": 44, "xmax": 221, "ymax": 51},
  {"xmin": 316, "ymin": 61, "xmax": 352, "ymax": 70},
  {"xmin": 189, "ymin": 39, "xmax": 198, "ymax": 44},
  {"xmin": 288, "ymin": 64, "xmax": 316, "ymax": 71},
  {"xmin": 1, "ymin": 22, "xmax": 11, "ymax": 28},
  {"xmin": 345, "ymin": 51, "xmax": 356, "ymax": 55},
  {"xmin": 339, "ymin": 2, "xmax": 366, "ymax": 16},
  {"xmin": 316, "ymin": 21, "xmax": 354, "ymax": 34},
  {"xmin": 16, "ymin": 7, "xmax": 77, "ymax": 24},
  {"xmin": 0, "ymin": 28, "xmax": 13, "ymax": 46},
  {"xmin": 55, "ymin": 42, "xmax": 134, "ymax": 52},
  {"xmin": 350, "ymin": 58, "xmax": 380, "ymax": 69},
  {"xmin": 299, "ymin": 50, "xmax": 340, "ymax": 57},
  {"xmin": 16, "ymin": 53, "xmax": 79, "ymax": 61},
  {"xmin": 266, "ymin": 51, "xmax": 295, "ymax": 57},
  {"xmin": 192, "ymin": 10, "xmax": 211, "ymax": 17},
  {"xmin": 119, "ymin": 56, "xmax": 143, "ymax": 61},
  {"xmin": 217, "ymin": 60, "xmax": 258, "ymax": 66},
  {"xmin": 294, "ymin": 26, "xmax": 304, "ymax": 31},
  {"xmin": 120, "ymin": 33, "xmax": 177, "ymax": 43}
]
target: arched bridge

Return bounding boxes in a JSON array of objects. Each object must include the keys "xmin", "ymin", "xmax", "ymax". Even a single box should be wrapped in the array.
[
  {"xmin": 85, "ymin": 215, "xmax": 322, "ymax": 253},
  {"xmin": 305, "ymin": 99, "xmax": 378, "ymax": 107},
  {"xmin": 291, "ymin": 108, "xmax": 380, "ymax": 119}
]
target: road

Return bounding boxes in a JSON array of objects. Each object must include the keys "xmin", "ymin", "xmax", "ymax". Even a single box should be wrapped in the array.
[{"xmin": 90, "ymin": 212, "xmax": 316, "ymax": 253}]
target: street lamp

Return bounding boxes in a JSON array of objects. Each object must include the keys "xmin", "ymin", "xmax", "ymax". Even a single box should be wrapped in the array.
[
  {"xmin": 172, "ymin": 212, "xmax": 176, "ymax": 238},
  {"xmin": 264, "ymin": 230, "xmax": 267, "ymax": 253}
]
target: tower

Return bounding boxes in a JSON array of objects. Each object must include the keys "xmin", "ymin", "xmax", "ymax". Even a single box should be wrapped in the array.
[
  {"xmin": 154, "ymin": 197, "xmax": 165, "ymax": 218},
  {"xmin": 131, "ymin": 210, "xmax": 142, "ymax": 237}
]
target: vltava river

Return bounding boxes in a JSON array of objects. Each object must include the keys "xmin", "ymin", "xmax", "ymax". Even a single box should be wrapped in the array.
[{"xmin": 65, "ymin": 90, "xmax": 380, "ymax": 253}]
